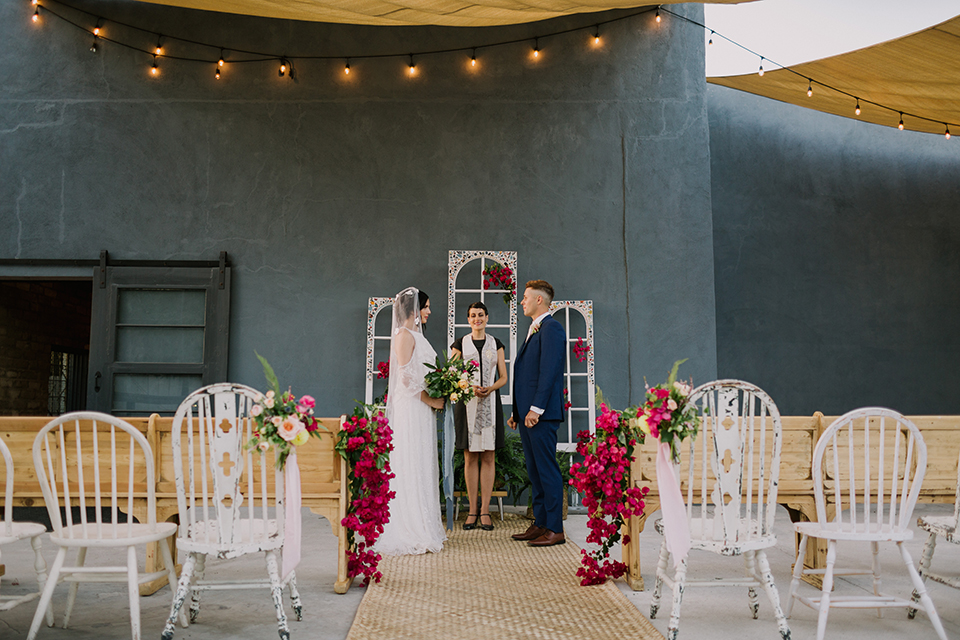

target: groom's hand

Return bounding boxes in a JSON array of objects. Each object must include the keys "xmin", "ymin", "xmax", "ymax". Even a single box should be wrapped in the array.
[{"xmin": 524, "ymin": 411, "xmax": 540, "ymax": 428}]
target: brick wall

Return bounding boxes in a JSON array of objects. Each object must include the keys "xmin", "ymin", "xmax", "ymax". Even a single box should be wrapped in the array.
[{"xmin": 0, "ymin": 281, "xmax": 92, "ymax": 416}]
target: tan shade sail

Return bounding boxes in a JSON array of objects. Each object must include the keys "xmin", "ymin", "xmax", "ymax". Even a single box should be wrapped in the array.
[
  {"xmin": 708, "ymin": 14, "xmax": 960, "ymax": 135},
  {"xmin": 130, "ymin": 0, "xmax": 750, "ymax": 27}
]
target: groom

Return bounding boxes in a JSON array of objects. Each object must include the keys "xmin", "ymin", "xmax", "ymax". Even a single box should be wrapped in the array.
[{"xmin": 508, "ymin": 279, "xmax": 567, "ymax": 547}]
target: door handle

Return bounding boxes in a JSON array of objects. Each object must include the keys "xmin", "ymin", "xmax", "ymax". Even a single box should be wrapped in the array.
[{"xmin": 94, "ymin": 371, "xmax": 101, "ymax": 392}]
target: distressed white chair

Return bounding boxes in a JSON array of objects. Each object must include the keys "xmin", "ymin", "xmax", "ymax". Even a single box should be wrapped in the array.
[
  {"xmin": 161, "ymin": 383, "xmax": 302, "ymax": 640},
  {"xmin": 650, "ymin": 380, "xmax": 791, "ymax": 640},
  {"xmin": 27, "ymin": 412, "xmax": 178, "ymax": 640},
  {"xmin": 0, "ymin": 436, "xmax": 53, "ymax": 624},
  {"xmin": 908, "ymin": 444, "xmax": 960, "ymax": 618},
  {"xmin": 785, "ymin": 407, "xmax": 948, "ymax": 640}
]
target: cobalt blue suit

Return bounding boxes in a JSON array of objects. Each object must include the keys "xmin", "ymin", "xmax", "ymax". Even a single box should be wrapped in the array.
[{"xmin": 512, "ymin": 313, "xmax": 567, "ymax": 534}]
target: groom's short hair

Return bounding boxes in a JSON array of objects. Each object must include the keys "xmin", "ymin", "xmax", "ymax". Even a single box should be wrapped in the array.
[{"xmin": 526, "ymin": 279, "xmax": 554, "ymax": 304}]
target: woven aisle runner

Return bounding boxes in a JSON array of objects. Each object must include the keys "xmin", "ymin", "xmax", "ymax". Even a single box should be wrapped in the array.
[{"xmin": 346, "ymin": 515, "xmax": 664, "ymax": 640}]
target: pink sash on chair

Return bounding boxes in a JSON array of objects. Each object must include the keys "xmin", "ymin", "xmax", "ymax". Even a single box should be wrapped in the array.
[
  {"xmin": 656, "ymin": 442, "xmax": 690, "ymax": 568},
  {"xmin": 282, "ymin": 452, "xmax": 302, "ymax": 582}
]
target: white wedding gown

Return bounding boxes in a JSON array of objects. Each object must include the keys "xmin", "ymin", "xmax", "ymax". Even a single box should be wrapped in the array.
[{"xmin": 375, "ymin": 328, "xmax": 447, "ymax": 556}]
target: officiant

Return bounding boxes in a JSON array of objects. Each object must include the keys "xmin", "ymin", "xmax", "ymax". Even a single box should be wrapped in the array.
[{"xmin": 450, "ymin": 301, "xmax": 507, "ymax": 532}]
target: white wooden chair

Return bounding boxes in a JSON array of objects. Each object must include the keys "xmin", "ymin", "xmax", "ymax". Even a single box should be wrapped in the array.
[
  {"xmin": 650, "ymin": 380, "xmax": 791, "ymax": 640},
  {"xmin": 161, "ymin": 383, "xmax": 302, "ymax": 640},
  {"xmin": 0, "ymin": 436, "xmax": 53, "ymax": 624},
  {"xmin": 785, "ymin": 407, "xmax": 948, "ymax": 640},
  {"xmin": 908, "ymin": 444, "xmax": 960, "ymax": 618},
  {"xmin": 26, "ymin": 412, "xmax": 178, "ymax": 640}
]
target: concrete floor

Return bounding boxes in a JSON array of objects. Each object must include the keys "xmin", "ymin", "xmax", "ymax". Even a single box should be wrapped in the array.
[{"xmin": 1, "ymin": 503, "xmax": 957, "ymax": 639}]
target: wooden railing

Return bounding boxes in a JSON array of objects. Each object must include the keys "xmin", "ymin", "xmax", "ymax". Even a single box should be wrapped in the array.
[
  {"xmin": 623, "ymin": 413, "xmax": 960, "ymax": 590},
  {"xmin": 0, "ymin": 414, "xmax": 353, "ymax": 596}
]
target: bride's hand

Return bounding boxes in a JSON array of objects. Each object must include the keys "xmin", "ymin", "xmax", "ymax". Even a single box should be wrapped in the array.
[{"xmin": 428, "ymin": 396, "xmax": 445, "ymax": 410}]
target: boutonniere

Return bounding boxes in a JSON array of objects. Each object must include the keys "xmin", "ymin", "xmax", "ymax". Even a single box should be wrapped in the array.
[{"xmin": 531, "ymin": 324, "xmax": 541, "ymax": 335}]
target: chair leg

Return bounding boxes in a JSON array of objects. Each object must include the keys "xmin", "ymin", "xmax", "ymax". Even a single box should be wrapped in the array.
[
  {"xmin": 157, "ymin": 536, "xmax": 186, "ymax": 628},
  {"xmin": 650, "ymin": 539, "xmax": 669, "ymax": 619},
  {"xmin": 756, "ymin": 549, "xmax": 791, "ymax": 640},
  {"xmin": 162, "ymin": 552, "xmax": 198, "ymax": 640},
  {"xmin": 744, "ymin": 550, "xmax": 760, "ymax": 619},
  {"xmin": 126, "ymin": 545, "xmax": 141, "ymax": 640},
  {"xmin": 265, "ymin": 550, "xmax": 290, "ymax": 640},
  {"xmin": 898, "ymin": 541, "xmax": 948, "ymax": 640},
  {"xmin": 815, "ymin": 540, "xmax": 837, "ymax": 640},
  {"xmin": 30, "ymin": 535, "xmax": 54, "ymax": 627},
  {"xmin": 286, "ymin": 571, "xmax": 303, "ymax": 621},
  {"xmin": 497, "ymin": 496, "xmax": 504, "ymax": 521},
  {"xmin": 870, "ymin": 540, "xmax": 883, "ymax": 618},
  {"xmin": 666, "ymin": 555, "xmax": 689, "ymax": 640},
  {"xmin": 62, "ymin": 546, "xmax": 86, "ymax": 628},
  {"xmin": 908, "ymin": 532, "xmax": 936, "ymax": 619},
  {"xmin": 27, "ymin": 546, "xmax": 66, "ymax": 640},
  {"xmin": 785, "ymin": 533, "xmax": 808, "ymax": 618},
  {"xmin": 189, "ymin": 553, "xmax": 206, "ymax": 624}
]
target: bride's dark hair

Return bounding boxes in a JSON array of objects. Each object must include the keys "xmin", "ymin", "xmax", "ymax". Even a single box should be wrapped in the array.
[{"xmin": 418, "ymin": 290, "xmax": 429, "ymax": 310}]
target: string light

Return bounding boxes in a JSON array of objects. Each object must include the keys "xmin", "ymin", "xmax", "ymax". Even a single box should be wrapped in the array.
[
  {"xmin": 214, "ymin": 64, "xmax": 220, "ymax": 80},
  {"xmin": 278, "ymin": 58, "xmax": 286, "ymax": 77},
  {"xmin": 408, "ymin": 54, "xmax": 415, "ymax": 75},
  {"xmin": 154, "ymin": 36, "xmax": 162, "ymax": 56},
  {"xmin": 854, "ymin": 99, "xmax": 861, "ymax": 116},
  {"xmin": 470, "ymin": 49, "xmax": 476, "ymax": 67},
  {"xmin": 758, "ymin": 57, "xmax": 764, "ymax": 76},
  {"xmin": 593, "ymin": 26, "xmax": 600, "ymax": 45},
  {"xmin": 32, "ymin": 6, "xmax": 39, "ymax": 22},
  {"xmin": 806, "ymin": 80, "xmax": 813, "ymax": 97},
  {"xmin": 31, "ymin": 0, "xmax": 38, "ymax": 4},
  {"xmin": 92, "ymin": 19, "xmax": 101, "ymax": 36},
  {"xmin": 533, "ymin": 38, "xmax": 540, "ymax": 58},
  {"xmin": 90, "ymin": 38, "xmax": 97, "ymax": 53},
  {"xmin": 898, "ymin": 113, "xmax": 904, "ymax": 130},
  {"xmin": 708, "ymin": 30, "xmax": 713, "ymax": 45},
  {"xmin": 218, "ymin": 49, "xmax": 224, "ymax": 67},
  {"xmin": 344, "ymin": 59, "xmax": 350, "ymax": 74},
  {"xmin": 946, "ymin": 124, "xmax": 951, "ymax": 140},
  {"xmin": 655, "ymin": 7, "xmax": 661, "ymax": 23},
  {"xmin": 150, "ymin": 55, "xmax": 158, "ymax": 75}
]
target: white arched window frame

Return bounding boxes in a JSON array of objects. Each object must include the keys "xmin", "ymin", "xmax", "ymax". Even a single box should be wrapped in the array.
[
  {"xmin": 364, "ymin": 296, "xmax": 393, "ymax": 405},
  {"xmin": 447, "ymin": 250, "xmax": 518, "ymax": 406},
  {"xmin": 549, "ymin": 300, "xmax": 596, "ymax": 452}
]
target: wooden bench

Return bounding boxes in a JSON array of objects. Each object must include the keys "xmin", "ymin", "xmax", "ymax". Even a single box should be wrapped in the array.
[
  {"xmin": 0, "ymin": 414, "xmax": 353, "ymax": 596},
  {"xmin": 623, "ymin": 413, "xmax": 960, "ymax": 590}
]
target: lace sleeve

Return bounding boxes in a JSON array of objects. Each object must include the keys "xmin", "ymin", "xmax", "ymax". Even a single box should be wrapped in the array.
[{"xmin": 394, "ymin": 359, "xmax": 427, "ymax": 398}]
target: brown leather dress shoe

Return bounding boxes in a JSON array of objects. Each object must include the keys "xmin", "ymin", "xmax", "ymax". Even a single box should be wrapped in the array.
[
  {"xmin": 527, "ymin": 530, "xmax": 566, "ymax": 547},
  {"xmin": 511, "ymin": 524, "xmax": 547, "ymax": 541}
]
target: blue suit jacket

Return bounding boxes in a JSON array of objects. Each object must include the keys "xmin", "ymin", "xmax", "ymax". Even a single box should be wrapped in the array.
[{"xmin": 512, "ymin": 314, "xmax": 567, "ymax": 423}]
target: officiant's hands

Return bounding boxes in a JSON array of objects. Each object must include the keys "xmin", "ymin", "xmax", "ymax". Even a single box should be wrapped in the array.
[
  {"xmin": 475, "ymin": 385, "xmax": 490, "ymax": 399},
  {"xmin": 507, "ymin": 415, "xmax": 517, "ymax": 430}
]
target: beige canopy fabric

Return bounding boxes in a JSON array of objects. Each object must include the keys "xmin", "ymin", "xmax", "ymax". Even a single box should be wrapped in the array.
[
  {"xmin": 708, "ymin": 14, "xmax": 960, "ymax": 135},
  {"xmin": 131, "ymin": 0, "xmax": 750, "ymax": 27}
]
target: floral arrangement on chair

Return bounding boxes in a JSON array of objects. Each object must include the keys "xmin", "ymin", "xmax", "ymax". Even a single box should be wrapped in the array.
[
  {"xmin": 570, "ymin": 400, "xmax": 650, "ymax": 586},
  {"xmin": 336, "ymin": 403, "xmax": 395, "ymax": 585},
  {"xmin": 246, "ymin": 353, "xmax": 325, "ymax": 470},
  {"xmin": 482, "ymin": 262, "xmax": 516, "ymax": 304},
  {"xmin": 424, "ymin": 352, "xmax": 479, "ymax": 404},
  {"xmin": 634, "ymin": 359, "xmax": 702, "ymax": 463}
]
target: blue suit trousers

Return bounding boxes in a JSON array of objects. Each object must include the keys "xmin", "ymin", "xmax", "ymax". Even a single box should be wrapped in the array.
[{"xmin": 519, "ymin": 418, "xmax": 564, "ymax": 534}]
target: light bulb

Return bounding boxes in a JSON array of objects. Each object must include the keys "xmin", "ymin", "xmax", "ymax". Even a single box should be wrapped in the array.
[
  {"xmin": 90, "ymin": 40, "xmax": 98, "ymax": 53},
  {"xmin": 898, "ymin": 114, "xmax": 904, "ymax": 130},
  {"xmin": 655, "ymin": 8, "xmax": 661, "ymax": 23},
  {"xmin": 807, "ymin": 81, "xmax": 813, "ymax": 97},
  {"xmin": 758, "ymin": 59, "xmax": 764, "ymax": 76},
  {"xmin": 471, "ymin": 56, "xmax": 476, "ymax": 67},
  {"xmin": 93, "ymin": 26, "xmax": 100, "ymax": 36},
  {"xmin": 946, "ymin": 125, "xmax": 951, "ymax": 140},
  {"xmin": 344, "ymin": 60, "xmax": 350, "ymax": 74},
  {"xmin": 32, "ymin": 8, "xmax": 39, "ymax": 22},
  {"xmin": 409, "ymin": 64, "xmax": 415, "ymax": 74},
  {"xmin": 533, "ymin": 39, "xmax": 540, "ymax": 58},
  {"xmin": 279, "ymin": 61, "xmax": 286, "ymax": 77},
  {"xmin": 150, "ymin": 61, "xmax": 158, "ymax": 75},
  {"xmin": 215, "ymin": 66, "xmax": 220, "ymax": 80},
  {"xmin": 32, "ymin": 0, "xmax": 38, "ymax": 5},
  {"xmin": 155, "ymin": 46, "xmax": 162, "ymax": 56},
  {"xmin": 708, "ymin": 31, "xmax": 713, "ymax": 45},
  {"xmin": 218, "ymin": 51, "xmax": 224, "ymax": 67},
  {"xmin": 854, "ymin": 100, "xmax": 861, "ymax": 116}
]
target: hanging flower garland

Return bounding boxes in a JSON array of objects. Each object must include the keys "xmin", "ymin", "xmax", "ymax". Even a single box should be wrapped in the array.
[
  {"xmin": 482, "ymin": 262, "xmax": 516, "ymax": 304},
  {"xmin": 335, "ymin": 403, "xmax": 395, "ymax": 586},
  {"xmin": 569, "ymin": 402, "xmax": 649, "ymax": 586},
  {"xmin": 572, "ymin": 336, "xmax": 591, "ymax": 362}
]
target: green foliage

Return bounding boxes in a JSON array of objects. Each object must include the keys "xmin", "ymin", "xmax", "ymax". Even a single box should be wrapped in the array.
[{"xmin": 255, "ymin": 351, "xmax": 280, "ymax": 395}]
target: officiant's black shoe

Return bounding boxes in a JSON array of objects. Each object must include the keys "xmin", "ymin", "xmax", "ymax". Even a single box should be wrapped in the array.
[
  {"xmin": 512, "ymin": 525, "xmax": 547, "ymax": 541},
  {"xmin": 479, "ymin": 513, "xmax": 494, "ymax": 531},
  {"xmin": 527, "ymin": 530, "xmax": 565, "ymax": 547},
  {"xmin": 462, "ymin": 514, "xmax": 479, "ymax": 531}
]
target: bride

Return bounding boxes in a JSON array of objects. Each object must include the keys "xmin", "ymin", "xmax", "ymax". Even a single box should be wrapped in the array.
[{"xmin": 376, "ymin": 287, "xmax": 447, "ymax": 556}]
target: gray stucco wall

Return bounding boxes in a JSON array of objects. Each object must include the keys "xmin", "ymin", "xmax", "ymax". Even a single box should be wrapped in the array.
[
  {"xmin": 708, "ymin": 84, "xmax": 960, "ymax": 415},
  {"xmin": 1, "ymin": 1, "xmax": 718, "ymax": 415}
]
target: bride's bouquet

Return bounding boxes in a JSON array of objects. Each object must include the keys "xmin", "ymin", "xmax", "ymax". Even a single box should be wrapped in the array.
[{"xmin": 424, "ymin": 352, "xmax": 480, "ymax": 404}]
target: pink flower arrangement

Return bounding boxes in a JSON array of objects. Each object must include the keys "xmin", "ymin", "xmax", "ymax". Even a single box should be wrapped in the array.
[
  {"xmin": 246, "ymin": 353, "xmax": 325, "ymax": 469},
  {"xmin": 335, "ymin": 403, "xmax": 395, "ymax": 586},
  {"xmin": 569, "ymin": 403, "xmax": 649, "ymax": 586},
  {"xmin": 635, "ymin": 359, "xmax": 703, "ymax": 463},
  {"xmin": 481, "ymin": 262, "xmax": 516, "ymax": 304},
  {"xmin": 573, "ymin": 337, "xmax": 591, "ymax": 363},
  {"xmin": 376, "ymin": 361, "xmax": 389, "ymax": 380}
]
